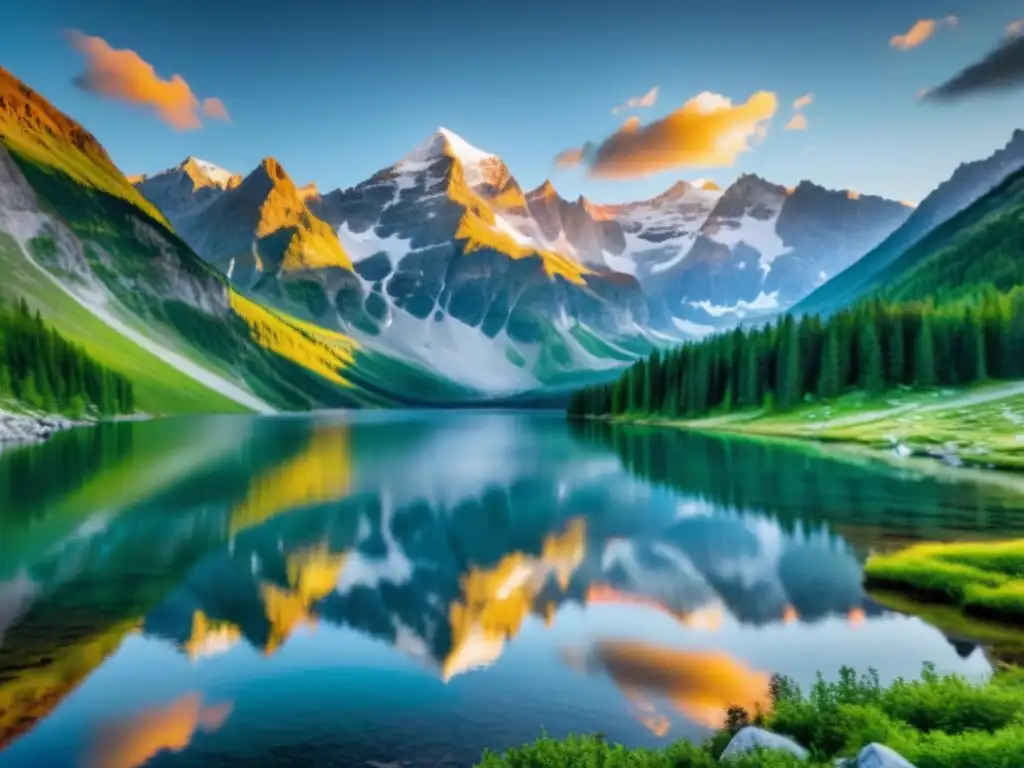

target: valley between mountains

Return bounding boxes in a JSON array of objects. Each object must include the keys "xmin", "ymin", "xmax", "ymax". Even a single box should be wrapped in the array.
[{"xmin": 1, "ymin": 64, "xmax": 1022, "ymax": 419}]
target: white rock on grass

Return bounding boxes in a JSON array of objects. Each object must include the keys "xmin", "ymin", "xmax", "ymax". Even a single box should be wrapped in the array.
[
  {"xmin": 719, "ymin": 726, "xmax": 809, "ymax": 761},
  {"xmin": 892, "ymin": 443, "xmax": 913, "ymax": 459},
  {"xmin": 854, "ymin": 743, "xmax": 917, "ymax": 767}
]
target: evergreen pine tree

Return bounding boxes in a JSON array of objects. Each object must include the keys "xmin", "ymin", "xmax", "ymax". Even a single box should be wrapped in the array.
[
  {"xmin": 887, "ymin": 311, "xmax": 905, "ymax": 386},
  {"xmin": 858, "ymin": 317, "xmax": 884, "ymax": 394},
  {"xmin": 915, "ymin": 316, "xmax": 936, "ymax": 387},
  {"xmin": 817, "ymin": 324, "xmax": 841, "ymax": 399},
  {"xmin": 775, "ymin": 317, "xmax": 802, "ymax": 410}
]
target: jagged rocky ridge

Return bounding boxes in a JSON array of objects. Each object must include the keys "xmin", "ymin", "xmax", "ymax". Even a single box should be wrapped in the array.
[
  {"xmin": 797, "ymin": 128, "xmax": 1024, "ymax": 315},
  {"xmin": 135, "ymin": 129, "xmax": 914, "ymax": 391}
]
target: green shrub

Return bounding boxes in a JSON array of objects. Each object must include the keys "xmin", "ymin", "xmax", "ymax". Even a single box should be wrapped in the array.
[{"xmin": 475, "ymin": 664, "xmax": 1024, "ymax": 767}]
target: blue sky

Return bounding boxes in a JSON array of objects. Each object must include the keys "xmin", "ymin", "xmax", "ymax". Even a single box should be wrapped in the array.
[{"xmin": 3, "ymin": 0, "xmax": 1022, "ymax": 204}]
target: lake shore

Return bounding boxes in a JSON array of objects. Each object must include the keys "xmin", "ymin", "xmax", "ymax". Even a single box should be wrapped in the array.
[
  {"xmin": 476, "ymin": 663, "xmax": 1024, "ymax": 768},
  {"xmin": 864, "ymin": 539, "xmax": 1024, "ymax": 626},
  {"xmin": 0, "ymin": 406, "xmax": 151, "ymax": 450},
  {"xmin": 591, "ymin": 381, "xmax": 1024, "ymax": 476}
]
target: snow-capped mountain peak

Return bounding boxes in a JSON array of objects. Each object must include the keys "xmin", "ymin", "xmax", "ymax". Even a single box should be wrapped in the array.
[
  {"xmin": 395, "ymin": 127, "xmax": 499, "ymax": 185},
  {"xmin": 180, "ymin": 156, "xmax": 238, "ymax": 189}
]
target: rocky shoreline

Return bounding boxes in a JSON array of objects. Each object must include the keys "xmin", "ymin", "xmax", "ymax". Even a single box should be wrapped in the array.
[{"xmin": 0, "ymin": 410, "xmax": 90, "ymax": 446}]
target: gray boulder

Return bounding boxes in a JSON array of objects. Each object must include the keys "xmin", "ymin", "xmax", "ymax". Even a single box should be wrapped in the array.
[
  {"xmin": 719, "ymin": 726, "xmax": 809, "ymax": 761},
  {"xmin": 855, "ymin": 743, "xmax": 916, "ymax": 767}
]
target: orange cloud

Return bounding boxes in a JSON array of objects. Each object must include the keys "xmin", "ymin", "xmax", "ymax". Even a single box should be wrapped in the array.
[
  {"xmin": 564, "ymin": 640, "xmax": 773, "ymax": 729},
  {"xmin": 890, "ymin": 16, "xmax": 958, "ymax": 50},
  {"xmin": 784, "ymin": 113, "xmax": 808, "ymax": 131},
  {"xmin": 64, "ymin": 30, "xmax": 231, "ymax": 130},
  {"xmin": 1008, "ymin": 19, "xmax": 1024, "ymax": 38},
  {"xmin": 554, "ymin": 147, "xmax": 585, "ymax": 167},
  {"xmin": 792, "ymin": 93, "xmax": 814, "ymax": 110},
  {"xmin": 556, "ymin": 90, "xmax": 778, "ymax": 179},
  {"xmin": 88, "ymin": 692, "xmax": 233, "ymax": 768},
  {"xmin": 612, "ymin": 86, "xmax": 660, "ymax": 115}
]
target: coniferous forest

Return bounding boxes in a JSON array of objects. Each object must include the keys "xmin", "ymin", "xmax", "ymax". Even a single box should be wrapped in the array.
[
  {"xmin": 0, "ymin": 296, "xmax": 135, "ymax": 417},
  {"xmin": 567, "ymin": 288, "xmax": 1024, "ymax": 420}
]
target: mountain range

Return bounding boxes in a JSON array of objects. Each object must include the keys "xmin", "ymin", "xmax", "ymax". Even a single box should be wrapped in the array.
[
  {"xmin": 2, "ymin": 64, "xmax": 1022, "ymax": 410},
  {"xmin": 796, "ymin": 129, "xmax": 1024, "ymax": 315},
  {"xmin": 135, "ymin": 130, "xmax": 920, "ymax": 374}
]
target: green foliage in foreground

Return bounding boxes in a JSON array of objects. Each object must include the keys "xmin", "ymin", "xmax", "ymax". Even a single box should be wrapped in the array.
[
  {"xmin": 567, "ymin": 289, "xmax": 1024, "ymax": 421},
  {"xmin": 0, "ymin": 293, "xmax": 133, "ymax": 416},
  {"xmin": 865, "ymin": 540, "xmax": 1024, "ymax": 622},
  {"xmin": 477, "ymin": 665, "xmax": 1024, "ymax": 767}
]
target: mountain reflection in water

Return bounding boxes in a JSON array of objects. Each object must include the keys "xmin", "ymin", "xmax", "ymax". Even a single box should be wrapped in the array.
[{"xmin": 1, "ymin": 411, "xmax": 1021, "ymax": 767}]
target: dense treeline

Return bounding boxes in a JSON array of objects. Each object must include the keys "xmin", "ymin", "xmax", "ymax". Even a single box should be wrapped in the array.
[
  {"xmin": 568, "ymin": 288, "xmax": 1024, "ymax": 420},
  {"xmin": 0, "ymin": 296, "xmax": 135, "ymax": 416}
]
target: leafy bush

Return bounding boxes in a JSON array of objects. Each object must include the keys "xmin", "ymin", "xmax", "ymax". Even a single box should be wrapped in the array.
[{"xmin": 475, "ymin": 664, "xmax": 1024, "ymax": 767}]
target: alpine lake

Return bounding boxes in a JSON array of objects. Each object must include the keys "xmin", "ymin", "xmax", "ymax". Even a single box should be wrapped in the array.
[{"xmin": 2, "ymin": 410, "xmax": 1023, "ymax": 767}]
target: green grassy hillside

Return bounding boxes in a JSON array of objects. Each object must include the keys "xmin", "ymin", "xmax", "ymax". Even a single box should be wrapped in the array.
[
  {"xmin": 0, "ymin": 233, "xmax": 245, "ymax": 414},
  {"xmin": 880, "ymin": 169, "xmax": 1024, "ymax": 304}
]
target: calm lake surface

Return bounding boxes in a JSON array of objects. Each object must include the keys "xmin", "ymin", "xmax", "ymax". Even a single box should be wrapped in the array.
[{"xmin": 2, "ymin": 410, "xmax": 1024, "ymax": 767}]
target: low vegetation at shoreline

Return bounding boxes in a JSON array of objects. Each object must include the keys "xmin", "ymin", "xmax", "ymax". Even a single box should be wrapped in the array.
[
  {"xmin": 577, "ymin": 381, "xmax": 1024, "ymax": 473},
  {"xmin": 477, "ymin": 664, "xmax": 1024, "ymax": 767},
  {"xmin": 864, "ymin": 540, "xmax": 1024, "ymax": 623}
]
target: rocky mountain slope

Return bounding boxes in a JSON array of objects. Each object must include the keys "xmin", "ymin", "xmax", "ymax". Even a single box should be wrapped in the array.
[
  {"xmin": 141, "ymin": 129, "xmax": 662, "ymax": 393},
  {"xmin": 137, "ymin": 128, "xmax": 912, "ymax": 390},
  {"xmin": 0, "ymin": 67, "xmax": 487, "ymax": 412},
  {"xmin": 645, "ymin": 176, "xmax": 913, "ymax": 331},
  {"xmin": 877, "ymin": 166, "xmax": 1024, "ymax": 303},
  {"xmin": 796, "ymin": 129, "xmax": 1024, "ymax": 315}
]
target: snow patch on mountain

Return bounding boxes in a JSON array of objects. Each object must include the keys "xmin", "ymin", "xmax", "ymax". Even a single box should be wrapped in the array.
[
  {"xmin": 335, "ymin": 220, "xmax": 414, "ymax": 264},
  {"xmin": 395, "ymin": 127, "xmax": 497, "ymax": 186},
  {"xmin": 689, "ymin": 291, "xmax": 780, "ymax": 318},
  {"xmin": 189, "ymin": 157, "xmax": 236, "ymax": 186},
  {"xmin": 602, "ymin": 249, "xmax": 637, "ymax": 276},
  {"xmin": 672, "ymin": 317, "xmax": 716, "ymax": 338},
  {"xmin": 708, "ymin": 212, "xmax": 791, "ymax": 277},
  {"xmin": 370, "ymin": 304, "xmax": 538, "ymax": 393}
]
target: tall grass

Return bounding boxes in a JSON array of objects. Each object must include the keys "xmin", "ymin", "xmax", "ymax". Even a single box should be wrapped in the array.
[{"xmin": 864, "ymin": 540, "xmax": 1024, "ymax": 622}]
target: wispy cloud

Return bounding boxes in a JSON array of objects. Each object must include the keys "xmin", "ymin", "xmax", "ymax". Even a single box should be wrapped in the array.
[
  {"xmin": 792, "ymin": 93, "xmax": 814, "ymax": 111},
  {"xmin": 556, "ymin": 90, "xmax": 778, "ymax": 179},
  {"xmin": 890, "ymin": 16, "xmax": 958, "ymax": 50},
  {"xmin": 784, "ymin": 113, "xmax": 808, "ymax": 131},
  {"xmin": 924, "ymin": 32, "xmax": 1024, "ymax": 101},
  {"xmin": 64, "ymin": 30, "xmax": 231, "ymax": 130},
  {"xmin": 784, "ymin": 92, "xmax": 813, "ymax": 130},
  {"xmin": 611, "ymin": 87, "xmax": 659, "ymax": 115}
]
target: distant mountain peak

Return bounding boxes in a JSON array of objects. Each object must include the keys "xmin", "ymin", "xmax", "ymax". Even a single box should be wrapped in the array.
[
  {"xmin": 397, "ymin": 127, "xmax": 497, "ymax": 177},
  {"xmin": 528, "ymin": 179, "xmax": 560, "ymax": 201},
  {"xmin": 257, "ymin": 156, "xmax": 289, "ymax": 182},
  {"xmin": 173, "ymin": 156, "xmax": 241, "ymax": 191}
]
